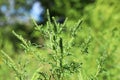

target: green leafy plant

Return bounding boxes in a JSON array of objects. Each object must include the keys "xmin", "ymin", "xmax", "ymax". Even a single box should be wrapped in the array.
[
  {"xmin": 0, "ymin": 10, "xmax": 85, "ymax": 80},
  {"xmin": 1, "ymin": 10, "xmax": 108, "ymax": 80}
]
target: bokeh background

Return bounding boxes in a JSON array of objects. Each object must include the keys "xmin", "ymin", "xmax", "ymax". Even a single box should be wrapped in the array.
[{"xmin": 0, "ymin": 0, "xmax": 120, "ymax": 80}]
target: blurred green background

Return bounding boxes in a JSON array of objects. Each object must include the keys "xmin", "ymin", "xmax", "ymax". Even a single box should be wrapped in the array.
[{"xmin": 0, "ymin": 0, "xmax": 120, "ymax": 80}]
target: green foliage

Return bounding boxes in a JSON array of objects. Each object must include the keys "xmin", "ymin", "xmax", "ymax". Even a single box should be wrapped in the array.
[
  {"xmin": 1, "ymin": 50, "xmax": 28, "ymax": 80},
  {"xmin": 84, "ymin": 0, "xmax": 120, "ymax": 30},
  {"xmin": 0, "ymin": 11, "xmax": 86, "ymax": 80},
  {"xmin": 0, "ymin": 0, "xmax": 120, "ymax": 80},
  {"xmin": 41, "ymin": 0, "xmax": 95, "ymax": 19}
]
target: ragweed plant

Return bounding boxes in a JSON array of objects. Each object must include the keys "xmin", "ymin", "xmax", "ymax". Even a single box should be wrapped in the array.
[
  {"xmin": 0, "ymin": 10, "xmax": 93, "ymax": 80},
  {"xmin": 1, "ymin": 50, "xmax": 28, "ymax": 80},
  {"xmin": 31, "ymin": 10, "xmax": 83, "ymax": 80}
]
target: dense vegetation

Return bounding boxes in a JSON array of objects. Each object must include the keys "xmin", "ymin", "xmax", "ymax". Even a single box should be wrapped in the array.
[{"xmin": 0, "ymin": 0, "xmax": 120, "ymax": 80}]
